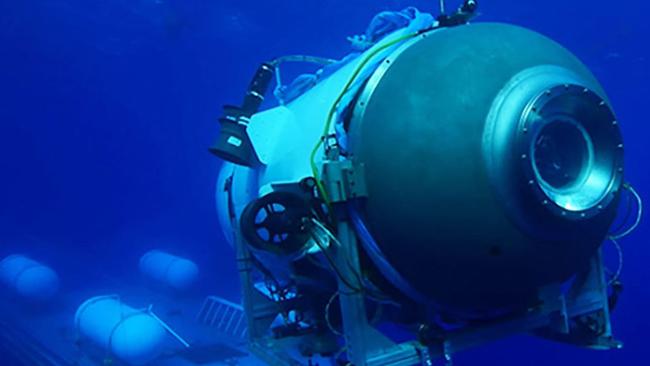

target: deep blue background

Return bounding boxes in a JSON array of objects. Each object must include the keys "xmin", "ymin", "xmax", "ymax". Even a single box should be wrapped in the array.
[{"xmin": 0, "ymin": 1, "xmax": 647, "ymax": 365}]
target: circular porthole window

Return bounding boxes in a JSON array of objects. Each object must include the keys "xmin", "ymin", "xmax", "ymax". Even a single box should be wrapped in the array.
[
  {"xmin": 521, "ymin": 85, "xmax": 624, "ymax": 218},
  {"xmin": 532, "ymin": 118, "xmax": 597, "ymax": 211}
]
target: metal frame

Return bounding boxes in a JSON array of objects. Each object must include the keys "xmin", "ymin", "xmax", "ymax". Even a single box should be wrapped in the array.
[{"xmin": 234, "ymin": 158, "xmax": 619, "ymax": 365}]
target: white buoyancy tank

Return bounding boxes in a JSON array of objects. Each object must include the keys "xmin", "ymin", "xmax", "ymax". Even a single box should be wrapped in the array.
[
  {"xmin": 0, "ymin": 254, "xmax": 59, "ymax": 301},
  {"xmin": 139, "ymin": 250, "xmax": 199, "ymax": 290},
  {"xmin": 75, "ymin": 295, "xmax": 166, "ymax": 365}
]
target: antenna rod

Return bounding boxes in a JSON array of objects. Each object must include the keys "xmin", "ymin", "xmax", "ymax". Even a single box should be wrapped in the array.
[{"xmin": 439, "ymin": 0, "xmax": 446, "ymax": 14}]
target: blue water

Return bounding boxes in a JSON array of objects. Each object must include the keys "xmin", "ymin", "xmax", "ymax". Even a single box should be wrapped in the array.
[{"xmin": 0, "ymin": 1, "xmax": 647, "ymax": 365}]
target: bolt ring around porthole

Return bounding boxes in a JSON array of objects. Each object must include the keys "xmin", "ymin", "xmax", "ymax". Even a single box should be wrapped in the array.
[{"xmin": 518, "ymin": 84, "xmax": 624, "ymax": 220}]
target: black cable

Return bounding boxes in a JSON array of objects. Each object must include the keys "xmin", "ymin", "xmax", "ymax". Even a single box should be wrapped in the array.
[
  {"xmin": 310, "ymin": 233, "xmax": 363, "ymax": 293},
  {"xmin": 611, "ymin": 189, "xmax": 634, "ymax": 234},
  {"xmin": 318, "ymin": 221, "xmax": 367, "ymax": 292},
  {"xmin": 310, "ymin": 225, "xmax": 395, "ymax": 303}
]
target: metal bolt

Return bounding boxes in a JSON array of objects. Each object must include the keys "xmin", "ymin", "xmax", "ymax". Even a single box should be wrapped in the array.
[
  {"xmin": 617, "ymin": 144, "xmax": 624, "ymax": 149},
  {"xmin": 597, "ymin": 205, "xmax": 603, "ymax": 210},
  {"xmin": 580, "ymin": 213, "xmax": 586, "ymax": 218},
  {"xmin": 612, "ymin": 120, "xmax": 618, "ymax": 126},
  {"xmin": 542, "ymin": 200, "xmax": 549, "ymax": 205},
  {"xmin": 583, "ymin": 88, "xmax": 589, "ymax": 93},
  {"xmin": 528, "ymin": 180, "xmax": 534, "ymax": 185},
  {"xmin": 521, "ymin": 154, "xmax": 528, "ymax": 159},
  {"xmin": 522, "ymin": 127, "xmax": 528, "ymax": 134},
  {"xmin": 599, "ymin": 101, "xmax": 606, "ymax": 107}
]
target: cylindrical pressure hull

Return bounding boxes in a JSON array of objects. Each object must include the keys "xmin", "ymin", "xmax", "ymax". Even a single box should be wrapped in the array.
[
  {"xmin": 348, "ymin": 23, "xmax": 624, "ymax": 316},
  {"xmin": 139, "ymin": 250, "xmax": 199, "ymax": 290},
  {"xmin": 75, "ymin": 295, "xmax": 166, "ymax": 365},
  {"xmin": 0, "ymin": 255, "xmax": 59, "ymax": 301}
]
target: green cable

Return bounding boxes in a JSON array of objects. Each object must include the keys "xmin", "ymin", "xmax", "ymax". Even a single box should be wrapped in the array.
[{"xmin": 309, "ymin": 31, "xmax": 421, "ymax": 205}]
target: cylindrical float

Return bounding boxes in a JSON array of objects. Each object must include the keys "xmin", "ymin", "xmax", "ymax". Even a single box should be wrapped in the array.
[
  {"xmin": 0, "ymin": 254, "xmax": 59, "ymax": 301},
  {"xmin": 139, "ymin": 250, "xmax": 199, "ymax": 290},
  {"xmin": 75, "ymin": 295, "xmax": 166, "ymax": 365}
]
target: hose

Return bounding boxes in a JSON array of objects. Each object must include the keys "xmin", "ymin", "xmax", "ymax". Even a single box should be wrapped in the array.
[
  {"xmin": 347, "ymin": 203, "xmax": 429, "ymax": 304},
  {"xmin": 609, "ymin": 183, "xmax": 642, "ymax": 240},
  {"xmin": 607, "ymin": 237, "xmax": 623, "ymax": 286},
  {"xmin": 309, "ymin": 31, "xmax": 422, "ymax": 205},
  {"xmin": 602, "ymin": 183, "xmax": 642, "ymax": 287},
  {"xmin": 310, "ymin": 231, "xmax": 363, "ymax": 293},
  {"xmin": 270, "ymin": 55, "xmax": 338, "ymax": 67}
]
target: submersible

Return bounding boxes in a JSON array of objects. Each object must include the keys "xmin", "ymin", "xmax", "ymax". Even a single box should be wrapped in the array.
[{"xmin": 210, "ymin": 1, "xmax": 640, "ymax": 365}]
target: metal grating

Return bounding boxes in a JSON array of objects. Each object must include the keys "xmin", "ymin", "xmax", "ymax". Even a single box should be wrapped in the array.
[{"xmin": 196, "ymin": 296, "xmax": 247, "ymax": 340}]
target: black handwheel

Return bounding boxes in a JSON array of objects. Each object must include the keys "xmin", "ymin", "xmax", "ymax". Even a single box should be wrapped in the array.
[{"xmin": 240, "ymin": 191, "xmax": 313, "ymax": 255}]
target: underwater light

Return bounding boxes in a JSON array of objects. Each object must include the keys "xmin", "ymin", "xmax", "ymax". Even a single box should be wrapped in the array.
[
  {"xmin": 209, "ymin": 105, "xmax": 262, "ymax": 167},
  {"xmin": 209, "ymin": 63, "xmax": 275, "ymax": 167}
]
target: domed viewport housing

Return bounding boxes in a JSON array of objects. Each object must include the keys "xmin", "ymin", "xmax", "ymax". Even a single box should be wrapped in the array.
[
  {"xmin": 348, "ymin": 25, "xmax": 626, "ymax": 316},
  {"xmin": 524, "ymin": 84, "xmax": 624, "ymax": 217}
]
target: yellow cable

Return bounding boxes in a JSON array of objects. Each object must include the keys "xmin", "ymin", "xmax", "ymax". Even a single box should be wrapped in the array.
[{"xmin": 309, "ymin": 32, "xmax": 420, "ymax": 205}]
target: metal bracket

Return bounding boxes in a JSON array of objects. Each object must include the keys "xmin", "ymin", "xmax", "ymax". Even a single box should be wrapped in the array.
[
  {"xmin": 331, "ymin": 218, "xmax": 431, "ymax": 366},
  {"xmin": 533, "ymin": 250, "xmax": 622, "ymax": 350},
  {"xmin": 321, "ymin": 159, "xmax": 368, "ymax": 203}
]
